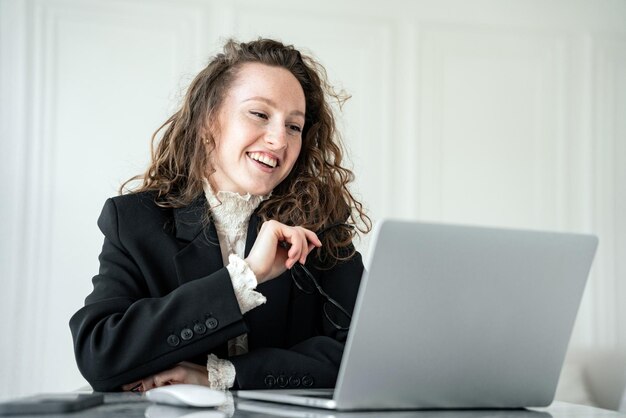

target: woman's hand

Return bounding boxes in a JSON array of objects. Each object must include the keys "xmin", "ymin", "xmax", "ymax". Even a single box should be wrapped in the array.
[
  {"xmin": 121, "ymin": 362, "xmax": 209, "ymax": 391},
  {"xmin": 245, "ymin": 220, "xmax": 322, "ymax": 284}
]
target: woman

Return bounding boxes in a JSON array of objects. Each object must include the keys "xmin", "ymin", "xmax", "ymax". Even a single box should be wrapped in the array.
[{"xmin": 69, "ymin": 38, "xmax": 370, "ymax": 392}]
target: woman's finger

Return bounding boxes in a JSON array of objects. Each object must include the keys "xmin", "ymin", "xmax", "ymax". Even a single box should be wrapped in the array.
[
  {"xmin": 153, "ymin": 376, "xmax": 172, "ymax": 387},
  {"xmin": 178, "ymin": 361, "xmax": 206, "ymax": 372},
  {"xmin": 297, "ymin": 228, "xmax": 310, "ymax": 264},
  {"xmin": 284, "ymin": 227, "xmax": 316, "ymax": 257},
  {"xmin": 292, "ymin": 227, "xmax": 320, "ymax": 265},
  {"xmin": 154, "ymin": 366, "xmax": 185, "ymax": 387},
  {"xmin": 285, "ymin": 230, "xmax": 303, "ymax": 262},
  {"xmin": 276, "ymin": 227, "xmax": 301, "ymax": 268},
  {"xmin": 121, "ymin": 380, "xmax": 142, "ymax": 392},
  {"xmin": 292, "ymin": 230, "xmax": 308, "ymax": 267},
  {"xmin": 153, "ymin": 373, "xmax": 171, "ymax": 387},
  {"xmin": 302, "ymin": 228, "xmax": 323, "ymax": 247},
  {"xmin": 141, "ymin": 376, "xmax": 156, "ymax": 391}
]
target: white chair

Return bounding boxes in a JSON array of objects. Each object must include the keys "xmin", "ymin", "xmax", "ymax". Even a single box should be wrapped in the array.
[
  {"xmin": 556, "ymin": 349, "xmax": 626, "ymax": 411},
  {"xmin": 584, "ymin": 349, "xmax": 626, "ymax": 411}
]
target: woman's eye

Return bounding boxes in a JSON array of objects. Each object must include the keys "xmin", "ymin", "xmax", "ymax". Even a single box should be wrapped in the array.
[
  {"xmin": 250, "ymin": 111, "xmax": 268, "ymax": 120},
  {"xmin": 288, "ymin": 124, "xmax": 302, "ymax": 133}
]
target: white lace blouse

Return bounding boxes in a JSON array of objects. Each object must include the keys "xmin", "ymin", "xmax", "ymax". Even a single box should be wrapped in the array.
[{"xmin": 202, "ymin": 180, "xmax": 269, "ymax": 389}]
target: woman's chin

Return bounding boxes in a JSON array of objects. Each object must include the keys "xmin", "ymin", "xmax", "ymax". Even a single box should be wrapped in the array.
[
  {"xmin": 255, "ymin": 188, "xmax": 273, "ymax": 196},
  {"xmin": 243, "ymin": 183, "xmax": 274, "ymax": 196}
]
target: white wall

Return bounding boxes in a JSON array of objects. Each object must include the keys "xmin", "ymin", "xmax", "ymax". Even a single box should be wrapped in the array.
[{"xmin": 1, "ymin": 0, "xmax": 625, "ymax": 406}]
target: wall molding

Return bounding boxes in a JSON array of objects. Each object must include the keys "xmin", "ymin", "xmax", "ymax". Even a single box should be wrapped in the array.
[
  {"xmin": 9, "ymin": 0, "xmax": 215, "ymax": 396},
  {"xmin": 588, "ymin": 35, "xmax": 626, "ymax": 348},
  {"xmin": 0, "ymin": 0, "xmax": 31, "ymax": 400}
]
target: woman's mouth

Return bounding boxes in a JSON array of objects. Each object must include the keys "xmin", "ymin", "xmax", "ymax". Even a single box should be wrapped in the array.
[{"xmin": 247, "ymin": 152, "xmax": 278, "ymax": 168}]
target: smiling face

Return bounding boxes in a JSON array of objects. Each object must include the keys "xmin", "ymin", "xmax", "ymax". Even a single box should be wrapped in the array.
[{"xmin": 207, "ymin": 62, "xmax": 306, "ymax": 196}]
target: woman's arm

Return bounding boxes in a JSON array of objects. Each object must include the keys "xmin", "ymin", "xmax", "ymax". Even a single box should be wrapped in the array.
[
  {"xmin": 138, "ymin": 249, "xmax": 363, "ymax": 390},
  {"xmin": 69, "ymin": 198, "xmax": 248, "ymax": 392}
]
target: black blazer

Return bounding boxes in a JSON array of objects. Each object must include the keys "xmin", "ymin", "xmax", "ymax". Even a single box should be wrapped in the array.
[{"xmin": 69, "ymin": 192, "xmax": 363, "ymax": 392}]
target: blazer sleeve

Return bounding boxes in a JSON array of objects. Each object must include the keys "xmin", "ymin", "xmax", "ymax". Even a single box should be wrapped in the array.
[
  {"xmin": 69, "ymin": 198, "xmax": 248, "ymax": 392},
  {"xmin": 230, "ymin": 251, "xmax": 363, "ymax": 389}
]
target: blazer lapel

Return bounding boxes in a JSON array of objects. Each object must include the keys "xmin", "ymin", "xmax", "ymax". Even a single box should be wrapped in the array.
[
  {"xmin": 244, "ymin": 212, "xmax": 259, "ymax": 257},
  {"xmin": 173, "ymin": 195, "xmax": 224, "ymax": 286}
]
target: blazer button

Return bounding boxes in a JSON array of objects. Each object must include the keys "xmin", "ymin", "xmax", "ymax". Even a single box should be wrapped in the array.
[
  {"xmin": 302, "ymin": 375, "xmax": 314, "ymax": 387},
  {"xmin": 264, "ymin": 374, "xmax": 276, "ymax": 388},
  {"xmin": 289, "ymin": 376, "xmax": 301, "ymax": 387},
  {"xmin": 180, "ymin": 328, "xmax": 194, "ymax": 341},
  {"xmin": 205, "ymin": 317, "xmax": 219, "ymax": 330},
  {"xmin": 166, "ymin": 334, "xmax": 180, "ymax": 347},
  {"xmin": 193, "ymin": 323, "xmax": 207, "ymax": 335},
  {"xmin": 277, "ymin": 375, "xmax": 288, "ymax": 388}
]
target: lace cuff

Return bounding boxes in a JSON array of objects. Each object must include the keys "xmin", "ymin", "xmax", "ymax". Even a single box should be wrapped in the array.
[
  {"xmin": 226, "ymin": 254, "xmax": 266, "ymax": 314},
  {"xmin": 207, "ymin": 354, "xmax": 236, "ymax": 390}
]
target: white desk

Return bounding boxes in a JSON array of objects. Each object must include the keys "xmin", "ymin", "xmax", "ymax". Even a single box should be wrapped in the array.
[{"xmin": 1, "ymin": 393, "xmax": 624, "ymax": 417}]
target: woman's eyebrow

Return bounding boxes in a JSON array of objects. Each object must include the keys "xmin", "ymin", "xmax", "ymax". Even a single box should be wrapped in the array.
[{"xmin": 243, "ymin": 96, "xmax": 305, "ymax": 118}]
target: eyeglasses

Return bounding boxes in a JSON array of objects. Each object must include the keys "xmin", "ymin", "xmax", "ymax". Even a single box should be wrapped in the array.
[{"xmin": 290, "ymin": 223, "xmax": 355, "ymax": 331}]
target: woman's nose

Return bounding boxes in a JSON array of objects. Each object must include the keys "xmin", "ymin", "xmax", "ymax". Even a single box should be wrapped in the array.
[{"xmin": 264, "ymin": 123, "xmax": 288, "ymax": 150}]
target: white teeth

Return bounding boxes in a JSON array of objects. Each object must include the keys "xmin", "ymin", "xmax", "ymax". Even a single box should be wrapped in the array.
[{"xmin": 248, "ymin": 152, "xmax": 277, "ymax": 168}]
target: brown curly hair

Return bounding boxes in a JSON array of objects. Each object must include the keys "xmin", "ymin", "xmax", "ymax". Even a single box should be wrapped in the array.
[{"xmin": 122, "ymin": 38, "xmax": 371, "ymax": 265}]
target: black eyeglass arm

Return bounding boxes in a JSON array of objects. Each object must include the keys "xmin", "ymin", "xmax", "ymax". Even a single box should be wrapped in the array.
[{"xmin": 298, "ymin": 263, "xmax": 352, "ymax": 321}]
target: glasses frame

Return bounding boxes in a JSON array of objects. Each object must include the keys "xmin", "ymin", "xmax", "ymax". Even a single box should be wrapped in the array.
[{"xmin": 290, "ymin": 223, "xmax": 355, "ymax": 331}]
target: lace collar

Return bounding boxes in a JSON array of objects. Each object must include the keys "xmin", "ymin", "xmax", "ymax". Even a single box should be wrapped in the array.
[{"xmin": 202, "ymin": 179, "xmax": 270, "ymax": 233}]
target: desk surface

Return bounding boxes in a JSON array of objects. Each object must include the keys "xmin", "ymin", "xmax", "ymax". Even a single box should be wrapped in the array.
[{"xmin": 1, "ymin": 393, "xmax": 624, "ymax": 418}]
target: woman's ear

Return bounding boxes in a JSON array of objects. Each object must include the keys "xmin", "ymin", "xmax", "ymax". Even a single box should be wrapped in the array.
[
  {"xmin": 200, "ymin": 125, "xmax": 210, "ymax": 145},
  {"xmin": 202, "ymin": 113, "xmax": 221, "ymax": 146}
]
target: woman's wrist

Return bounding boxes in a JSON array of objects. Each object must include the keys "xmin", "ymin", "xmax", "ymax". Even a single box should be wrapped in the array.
[
  {"xmin": 226, "ymin": 254, "xmax": 266, "ymax": 314},
  {"xmin": 243, "ymin": 256, "xmax": 264, "ymax": 284}
]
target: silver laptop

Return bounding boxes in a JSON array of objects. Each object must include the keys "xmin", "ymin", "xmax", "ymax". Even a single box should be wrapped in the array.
[
  {"xmin": 236, "ymin": 220, "xmax": 598, "ymax": 410},
  {"xmin": 235, "ymin": 399, "xmax": 553, "ymax": 418}
]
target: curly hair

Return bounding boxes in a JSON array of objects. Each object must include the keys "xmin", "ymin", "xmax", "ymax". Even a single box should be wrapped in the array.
[{"xmin": 122, "ymin": 38, "xmax": 371, "ymax": 265}]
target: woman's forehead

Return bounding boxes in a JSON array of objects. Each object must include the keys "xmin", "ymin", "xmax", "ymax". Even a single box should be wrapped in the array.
[{"xmin": 228, "ymin": 63, "xmax": 306, "ymax": 111}]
